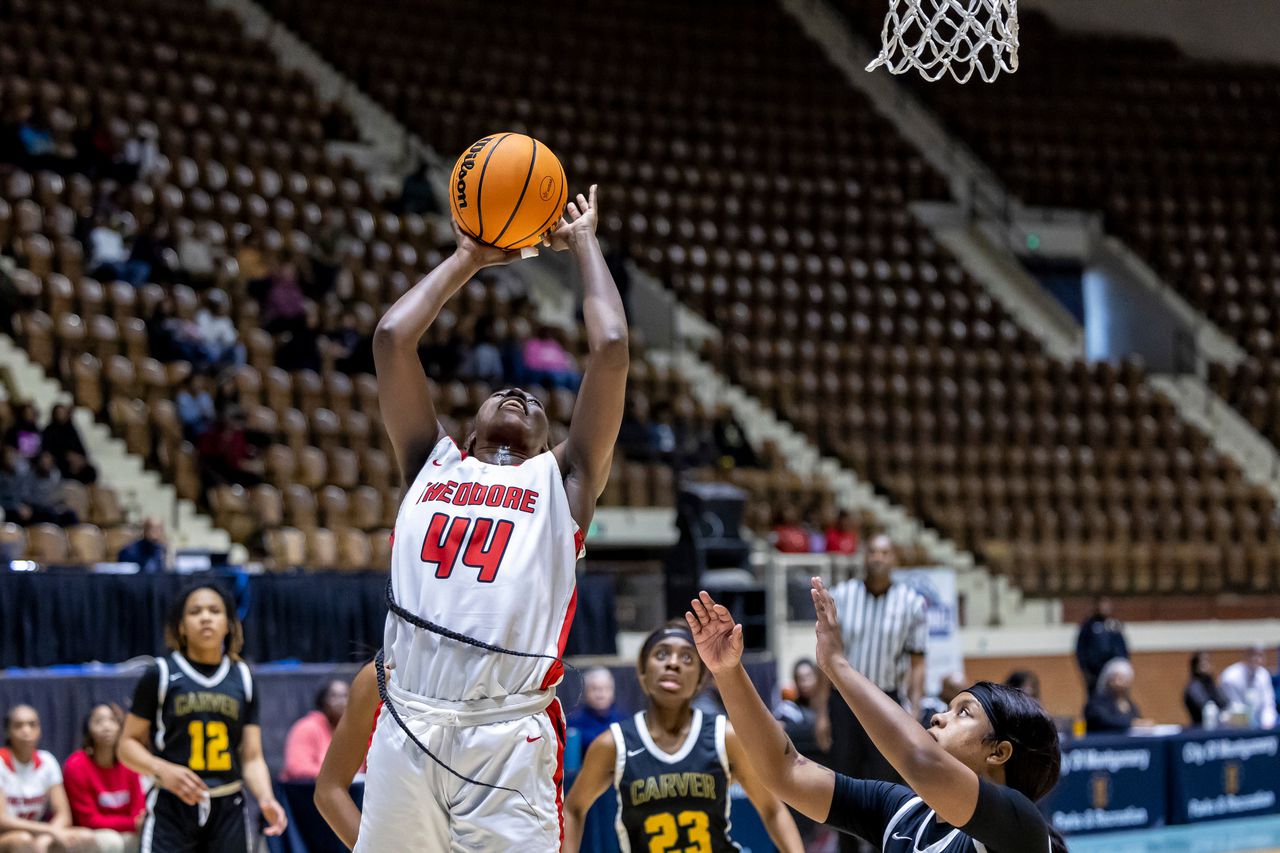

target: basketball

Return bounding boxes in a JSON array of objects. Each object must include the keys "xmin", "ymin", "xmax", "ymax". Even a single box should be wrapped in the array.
[{"xmin": 449, "ymin": 132, "xmax": 567, "ymax": 251}]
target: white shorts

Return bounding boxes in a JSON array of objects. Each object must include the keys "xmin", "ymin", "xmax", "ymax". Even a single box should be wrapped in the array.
[{"xmin": 355, "ymin": 700, "xmax": 565, "ymax": 853}]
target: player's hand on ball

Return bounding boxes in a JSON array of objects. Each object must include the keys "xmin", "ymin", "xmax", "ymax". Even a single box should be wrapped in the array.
[
  {"xmin": 685, "ymin": 590, "xmax": 744, "ymax": 675},
  {"xmin": 157, "ymin": 762, "xmax": 208, "ymax": 806},
  {"xmin": 259, "ymin": 796, "xmax": 288, "ymax": 836},
  {"xmin": 451, "ymin": 218, "xmax": 531, "ymax": 269},
  {"xmin": 543, "ymin": 184, "xmax": 599, "ymax": 251},
  {"xmin": 811, "ymin": 577, "xmax": 847, "ymax": 673}
]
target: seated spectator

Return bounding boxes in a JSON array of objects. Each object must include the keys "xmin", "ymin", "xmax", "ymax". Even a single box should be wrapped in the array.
[
  {"xmin": 175, "ymin": 376, "xmax": 216, "ymax": 441},
  {"xmin": 281, "ymin": 680, "xmax": 350, "ymax": 782},
  {"xmin": 771, "ymin": 505, "xmax": 811, "ymax": 554},
  {"xmin": 274, "ymin": 302, "xmax": 322, "ymax": 372},
  {"xmin": 41, "ymin": 406, "xmax": 87, "ymax": 472},
  {"xmin": 710, "ymin": 404, "xmax": 759, "ymax": 469},
  {"xmin": 261, "ymin": 261, "xmax": 308, "ymax": 333},
  {"xmin": 1184, "ymin": 651, "xmax": 1228, "ymax": 728},
  {"xmin": 5, "ymin": 104, "xmax": 75, "ymax": 173},
  {"xmin": 566, "ymin": 668, "xmax": 624, "ymax": 748},
  {"xmin": 192, "ymin": 291, "xmax": 243, "ymax": 372},
  {"xmin": 116, "ymin": 517, "xmax": 168, "ymax": 574},
  {"xmin": 63, "ymin": 705, "xmax": 144, "ymax": 853},
  {"xmin": 1219, "ymin": 645, "xmax": 1278, "ymax": 729},
  {"xmin": 0, "ymin": 704, "xmax": 98, "ymax": 851},
  {"xmin": 918, "ymin": 671, "xmax": 967, "ymax": 728},
  {"xmin": 127, "ymin": 218, "xmax": 178, "ymax": 285},
  {"xmin": 397, "ymin": 162, "xmax": 440, "ymax": 215},
  {"xmin": 119, "ymin": 123, "xmax": 161, "ymax": 184},
  {"xmin": 197, "ymin": 410, "xmax": 261, "ymax": 488},
  {"xmin": 28, "ymin": 452, "xmax": 77, "ymax": 526},
  {"xmin": 1005, "ymin": 670, "xmax": 1042, "ymax": 701},
  {"xmin": 147, "ymin": 294, "xmax": 201, "ymax": 364},
  {"xmin": 0, "ymin": 448, "xmax": 73, "ymax": 527},
  {"xmin": 616, "ymin": 395, "xmax": 658, "ymax": 462},
  {"xmin": 61, "ymin": 453, "xmax": 98, "ymax": 487},
  {"xmin": 87, "ymin": 213, "xmax": 149, "ymax": 286},
  {"xmin": 3, "ymin": 405, "xmax": 42, "ymax": 460},
  {"xmin": 1085, "ymin": 658, "xmax": 1149, "ymax": 734},
  {"xmin": 521, "ymin": 324, "xmax": 581, "ymax": 390},
  {"xmin": 823, "ymin": 509, "xmax": 860, "ymax": 555},
  {"xmin": 773, "ymin": 659, "xmax": 829, "ymax": 759},
  {"xmin": 457, "ymin": 318, "xmax": 504, "ymax": 384}
]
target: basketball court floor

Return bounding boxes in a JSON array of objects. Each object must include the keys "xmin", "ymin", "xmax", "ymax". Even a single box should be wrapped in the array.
[{"xmin": 1069, "ymin": 816, "xmax": 1280, "ymax": 853}]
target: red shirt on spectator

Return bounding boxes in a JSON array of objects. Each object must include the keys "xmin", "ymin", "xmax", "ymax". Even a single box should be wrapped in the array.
[
  {"xmin": 61, "ymin": 750, "xmax": 144, "ymax": 833},
  {"xmin": 281, "ymin": 710, "xmax": 334, "ymax": 782},
  {"xmin": 773, "ymin": 523, "xmax": 810, "ymax": 553},
  {"xmin": 824, "ymin": 526, "xmax": 859, "ymax": 555}
]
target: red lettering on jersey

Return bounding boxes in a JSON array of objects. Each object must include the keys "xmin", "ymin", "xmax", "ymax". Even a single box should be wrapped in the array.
[
  {"xmin": 438, "ymin": 481, "xmax": 457, "ymax": 503},
  {"xmin": 462, "ymin": 518, "xmax": 515, "ymax": 583},
  {"xmin": 453, "ymin": 482, "xmax": 473, "ymax": 505},
  {"xmin": 520, "ymin": 490, "xmax": 538, "ymax": 513},
  {"xmin": 502, "ymin": 487, "xmax": 524, "ymax": 510},
  {"xmin": 421, "ymin": 512, "xmax": 468, "ymax": 579},
  {"xmin": 468, "ymin": 484, "xmax": 488, "ymax": 505},
  {"xmin": 419, "ymin": 482, "xmax": 447, "ymax": 503},
  {"xmin": 484, "ymin": 485, "xmax": 506, "ymax": 507}
]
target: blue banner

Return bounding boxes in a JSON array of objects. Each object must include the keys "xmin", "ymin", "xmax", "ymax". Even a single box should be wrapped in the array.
[
  {"xmin": 1166, "ymin": 730, "xmax": 1280, "ymax": 824},
  {"xmin": 1040, "ymin": 734, "xmax": 1165, "ymax": 834}
]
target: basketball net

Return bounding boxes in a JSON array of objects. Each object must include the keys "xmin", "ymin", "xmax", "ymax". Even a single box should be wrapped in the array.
[{"xmin": 866, "ymin": 0, "xmax": 1018, "ymax": 83}]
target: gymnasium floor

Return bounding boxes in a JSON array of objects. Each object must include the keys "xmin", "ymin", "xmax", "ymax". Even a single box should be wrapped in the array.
[{"xmin": 1068, "ymin": 816, "xmax": 1280, "ymax": 853}]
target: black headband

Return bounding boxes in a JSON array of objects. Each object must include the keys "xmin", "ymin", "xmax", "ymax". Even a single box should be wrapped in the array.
[
  {"xmin": 641, "ymin": 626, "xmax": 696, "ymax": 661},
  {"xmin": 965, "ymin": 683, "xmax": 1012, "ymax": 744}
]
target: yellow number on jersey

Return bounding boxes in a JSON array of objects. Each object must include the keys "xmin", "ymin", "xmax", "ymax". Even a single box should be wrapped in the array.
[
  {"xmin": 644, "ymin": 810, "xmax": 712, "ymax": 853},
  {"xmin": 187, "ymin": 721, "xmax": 232, "ymax": 772}
]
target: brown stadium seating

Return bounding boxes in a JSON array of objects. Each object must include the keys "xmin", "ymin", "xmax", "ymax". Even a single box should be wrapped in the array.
[
  {"xmin": 837, "ymin": 2, "xmax": 1280, "ymax": 454},
  {"xmin": 248, "ymin": 0, "xmax": 1280, "ymax": 594},
  {"xmin": 0, "ymin": 0, "xmax": 850, "ymax": 570}
]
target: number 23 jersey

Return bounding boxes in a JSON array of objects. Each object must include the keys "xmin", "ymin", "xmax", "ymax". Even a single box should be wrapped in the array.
[
  {"xmin": 384, "ymin": 435, "xmax": 584, "ymax": 703},
  {"xmin": 129, "ymin": 652, "xmax": 258, "ymax": 788},
  {"xmin": 612, "ymin": 709, "xmax": 740, "ymax": 853}
]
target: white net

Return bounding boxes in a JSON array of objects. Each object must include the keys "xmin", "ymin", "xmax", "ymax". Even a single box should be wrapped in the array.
[{"xmin": 866, "ymin": 0, "xmax": 1019, "ymax": 84}]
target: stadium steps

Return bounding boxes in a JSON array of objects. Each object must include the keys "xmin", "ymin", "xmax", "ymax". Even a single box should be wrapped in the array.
[{"xmin": 0, "ymin": 335, "xmax": 233, "ymax": 553}]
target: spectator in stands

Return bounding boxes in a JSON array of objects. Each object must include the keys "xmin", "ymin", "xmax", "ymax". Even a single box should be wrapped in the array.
[
  {"xmin": 281, "ymin": 680, "xmax": 350, "ymax": 782},
  {"xmin": 147, "ymin": 294, "xmax": 199, "ymax": 364},
  {"xmin": 616, "ymin": 395, "xmax": 658, "ymax": 462},
  {"xmin": 197, "ymin": 410, "xmax": 260, "ymax": 488},
  {"xmin": 0, "ymin": 704, "xmax": 98, "ymax": 852},
  {"xmin": 117, "ymin": 518, "xmax": 168, "ymax": 574},
  {"xmin": 773, "ymin": 658, "xmax": 835, "ymax": 849},
  {"xmin": 120, "ymin": 123, "xmax": 161, "ymax": 184},
  {"xmin": 1085, "ymin": 658, "xmax": 1149, "ymax": 734},
  {"xmin": 710, "ymin": 404, "xmax": 759, "ymax": 469},
  {"xmin": 5, "ymin": 104, "xmax": 74, "ymax": 173},
  {"xmin": 127, "ymin": 219, "xmax": 177, "ymax": 286},
  {"xmin": 772, "ymin": 505, "xmax": 812, "ymax": 554},
  {"xmin": 4, "ymin": 404, "xmax": 42, "ymax": 460},
  {"xmin": 28, "ymin": 452, "xmax": 77, "ymax": 526},
  {"xmin": 1005, "ymin": 670, "xmax": 1042, "ymax": 701},
  {"xmin": 457, "ymin": 317, "xmax": 504, "ymax": 384},
  {"xmin": 823, "ymin": 509, "xmax": 860, "ymax": 555},
  {"xmin": 521, "ymin": 323, "xmax": 581, "ymax": 391},
  {"xmin": 566, "ymin": 668, "xmax": 624, "ymax": 749},
  {"xmin": 1074, "ymin": 596, "xmax": 1129, "ymax": 695},
  {"xmin": 1184, "ymin": 651, "xmax": 1228, "ymax": 728},
  {"xmin": 918, "ymin": 671, "xmax": 967, "ymax": 728},
  {"xmin": 261, "ymin": 261, "xmax": 308, "ymax": 333},
  {"xmin": 192, "ymin": 291, "xmax": 242, "ymax": 372},
  {"xmin": 274, "ymin": 302, "xmax": 323, "ymax": 372},
  {"xmin": 0, "ymin": 447, "xmax": 72, "ymax": 527},
  {"xmin": 175, "ymin": 376, "xmax": 215, "ymax": 441},
  {"xmin": 42, "ymin": 406, "xmax": 91, "ymax": 479},
  {"xmin": 1219, "ymin": 645, "xmax": 1278, "ymax": 729},
  {"xmin": 87, "ymin": 212, "xmax": 149, "ymax": 286},
  {"xmin": 397, "ymin": 162, "xmax": 440, "ymax": 216},
  {"xmin": 63, "ymin": 704, "xmax": 145, "ymax": 853}
]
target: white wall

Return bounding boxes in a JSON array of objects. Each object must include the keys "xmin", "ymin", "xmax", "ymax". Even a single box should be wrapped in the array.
[{"xmin": 1024, "ymin": 0, "xmax": 1280, "ymax": 66}]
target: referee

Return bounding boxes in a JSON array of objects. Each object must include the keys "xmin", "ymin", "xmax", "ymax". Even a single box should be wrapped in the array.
[{"xmin": 817, "ymin": 534, "xmax": 926, "ymax": 853}]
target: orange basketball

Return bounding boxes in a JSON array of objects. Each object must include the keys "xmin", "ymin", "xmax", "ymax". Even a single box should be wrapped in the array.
[{"xmin": 449, "ymin": 133, "xmax": 567, "ymax": 251}]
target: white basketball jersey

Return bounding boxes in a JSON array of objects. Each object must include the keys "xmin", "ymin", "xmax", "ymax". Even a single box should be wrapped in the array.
[{"xmin": 384, "ymin": 435, "xmax": 583, "ymax": 703}]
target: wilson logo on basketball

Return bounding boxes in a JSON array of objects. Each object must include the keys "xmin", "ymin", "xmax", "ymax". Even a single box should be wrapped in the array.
[
  {"xmin": 539, "ymin": 176, "xmax": 555, "ymax": 201},
  {"xmin": 453, "ymin": 136, "xmax": 492, "ymax": 209}
]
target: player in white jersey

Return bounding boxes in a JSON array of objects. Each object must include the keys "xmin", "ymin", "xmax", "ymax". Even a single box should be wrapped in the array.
[{"xmin": 357, "ymin": 184, "xmax": 627, "ymax": 852}]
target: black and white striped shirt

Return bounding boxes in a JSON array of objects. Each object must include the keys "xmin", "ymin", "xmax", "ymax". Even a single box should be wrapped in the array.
[{"xmin": 829, "ymin": 580, "xmax": 927, "ymax": 693}]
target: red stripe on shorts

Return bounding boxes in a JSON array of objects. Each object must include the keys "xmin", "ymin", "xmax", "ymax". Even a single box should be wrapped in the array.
[{"xmin": 545, "ymin": 700, "xmax": 566, "ymax": 847}]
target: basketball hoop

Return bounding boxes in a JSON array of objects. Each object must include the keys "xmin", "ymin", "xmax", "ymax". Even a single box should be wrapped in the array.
[{"xmin": 866, "ymin": 0, "xmax": 1018, "ymax": 83}]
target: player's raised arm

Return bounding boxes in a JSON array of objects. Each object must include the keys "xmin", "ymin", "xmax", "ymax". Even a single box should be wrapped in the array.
[
  {"xmin": 373, "ymin": 223, "xmax": 528, "ymax": 481},
  {"xmin": 547, "ymin": 184, "xmax": 629, "ymax": 527},
  {"xmin": 686, "ymin": 593, "xmax": 838, "ymax": 823}
]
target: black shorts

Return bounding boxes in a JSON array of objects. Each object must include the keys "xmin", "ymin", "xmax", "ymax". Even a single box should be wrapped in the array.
[{"xmin": 140, "ymin": 788, "xmax": 251, "ymax": 853}]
